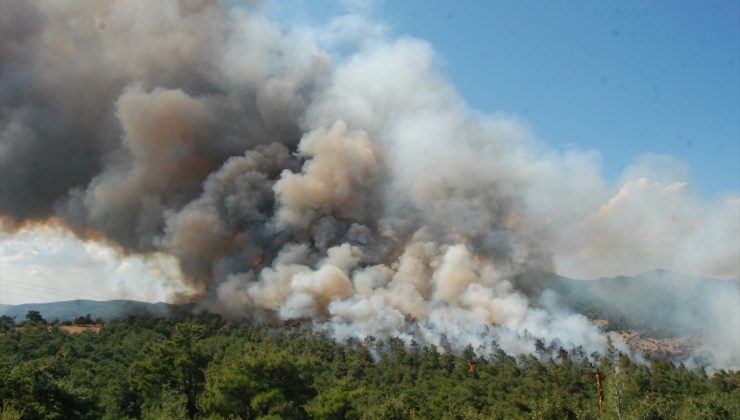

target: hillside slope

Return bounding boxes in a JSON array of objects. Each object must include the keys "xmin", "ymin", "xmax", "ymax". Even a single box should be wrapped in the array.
[
  {"xmin": 546, "ymin": 269, "xmax": 740, "ymax": 337},
  {"xmin": 0, "ymin": 299, "xmax": 191, "ymax": 322}
]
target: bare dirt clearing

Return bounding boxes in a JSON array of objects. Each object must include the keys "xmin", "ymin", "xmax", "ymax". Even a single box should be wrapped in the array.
[{"xmin": 57, "ymin": 324, "xmax": 103, "ymax": 334}]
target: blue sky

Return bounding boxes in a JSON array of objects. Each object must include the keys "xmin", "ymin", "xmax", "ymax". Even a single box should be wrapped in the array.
[{"xmin": 266, "ymin": 0, "xmax": 739, "ymax": 196}]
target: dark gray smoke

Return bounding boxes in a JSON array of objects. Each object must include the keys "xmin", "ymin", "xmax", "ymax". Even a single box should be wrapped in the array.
[{"xmin": 1, "ymin": 0, "xmax": 737, "ymax": 368}]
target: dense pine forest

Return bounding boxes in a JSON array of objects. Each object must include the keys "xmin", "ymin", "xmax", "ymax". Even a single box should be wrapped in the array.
[{"xmin": 1, "ymin": 313, "xmax": 738, "ymax": 419}]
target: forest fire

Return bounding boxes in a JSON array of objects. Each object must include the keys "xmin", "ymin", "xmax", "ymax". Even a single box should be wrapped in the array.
[
  {"xmin": 1, "ymin": 1, "xmax": 738, "ymax": 418},
  {"xmin": 1, "ymin": 0, "xmax": 738, "ymax": 372}
]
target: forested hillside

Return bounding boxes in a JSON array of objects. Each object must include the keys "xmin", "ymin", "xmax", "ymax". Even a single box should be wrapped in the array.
[
  {"xmin": 1, "ymin": 314, "xmax": 737, "ymax": 419},
  {"xmin": 0, "ymin": 300, "xmax": 191, "ymax": 323},
  {"xmin": 547, "ymin": 270, "xmax": 740, "ymax": 338}
]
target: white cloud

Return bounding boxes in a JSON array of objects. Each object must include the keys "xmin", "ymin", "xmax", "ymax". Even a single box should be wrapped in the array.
[{"xmin": 0, "ymin": 225, "xmax": 188, "ymax": 304}]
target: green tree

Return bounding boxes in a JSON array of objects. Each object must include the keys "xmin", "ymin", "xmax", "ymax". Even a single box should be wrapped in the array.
[
  {"xmin": 0, "ymin": 316, "xmax": 15, "ymax": 332},
  {"xmin": 200, "ymin": 349, "xmax": 314, "ymax": 419},
  {"xmin": 130, "ymin": 322, "xmax": 208, "ymax": 419},
  {"xmin": 306, "ymin": 381, "xmax": 363, "ymax": 419},
  {"xmin": 73, "ymin": 314, "xmax": 93, "ymax": 325},
  {"xmin": 2, "ymin": 356, "xmax": 94, "ymax": 419},
  {"xmin": 25, "ymin": 310, "xmax": 46, "ymax": 325}
]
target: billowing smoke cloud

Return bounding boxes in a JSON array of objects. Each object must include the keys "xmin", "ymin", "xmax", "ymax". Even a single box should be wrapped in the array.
[
  {"xmin": 1, "ymin": 0, "xmax": 738, "ymax": 368},
  {"xmin": 551, "ymin": 154, "xmax": 740, "ymax": 280}
]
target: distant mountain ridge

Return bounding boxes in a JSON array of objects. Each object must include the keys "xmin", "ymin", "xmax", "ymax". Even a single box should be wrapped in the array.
[
  {"xmin": 0, "ymin": 299, "xmax": 191, "ymax": 322},
  {"xmin": 545, "ymin": 269, "xmax": 740, "ymax": 337}
]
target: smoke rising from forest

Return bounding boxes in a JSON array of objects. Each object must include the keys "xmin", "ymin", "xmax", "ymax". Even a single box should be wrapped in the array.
[{"xmin": 1, "ymin": 0, "xmax": 738, "ymax": 368}]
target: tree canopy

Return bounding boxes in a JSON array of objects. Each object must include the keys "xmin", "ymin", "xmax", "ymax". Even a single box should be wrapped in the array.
[{"xmin": 0, "ymin": 314, "xmax": 737, "ymax": 419}]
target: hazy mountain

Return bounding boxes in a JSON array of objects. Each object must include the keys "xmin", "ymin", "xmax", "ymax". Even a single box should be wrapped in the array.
[
  {"xmin": 0, "ymin": 299, "xmax": 192, "ymax": 322},
  {"xmin": 546, "ymin": 269, "xmax": 740, "ymax": 337}
]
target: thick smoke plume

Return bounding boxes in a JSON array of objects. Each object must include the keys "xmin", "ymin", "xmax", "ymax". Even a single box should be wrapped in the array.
[{"xmin": 1, "ymin": 1, "xmax": 738, "ymax": 368}]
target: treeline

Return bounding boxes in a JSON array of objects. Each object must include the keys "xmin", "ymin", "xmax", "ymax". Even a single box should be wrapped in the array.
[
  {"xmin": 4, "ymin": 310, "xmax": 102, "ymax": 327},
  {"xmin": 0, "ymin": 314, "xmax": 738, "ymax": 419}
]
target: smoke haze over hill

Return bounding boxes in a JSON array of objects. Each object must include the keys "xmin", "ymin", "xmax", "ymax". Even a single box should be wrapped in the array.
[{"xmin": 1, "ymin": 0, "xmax": 738, "ymax": 368}]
